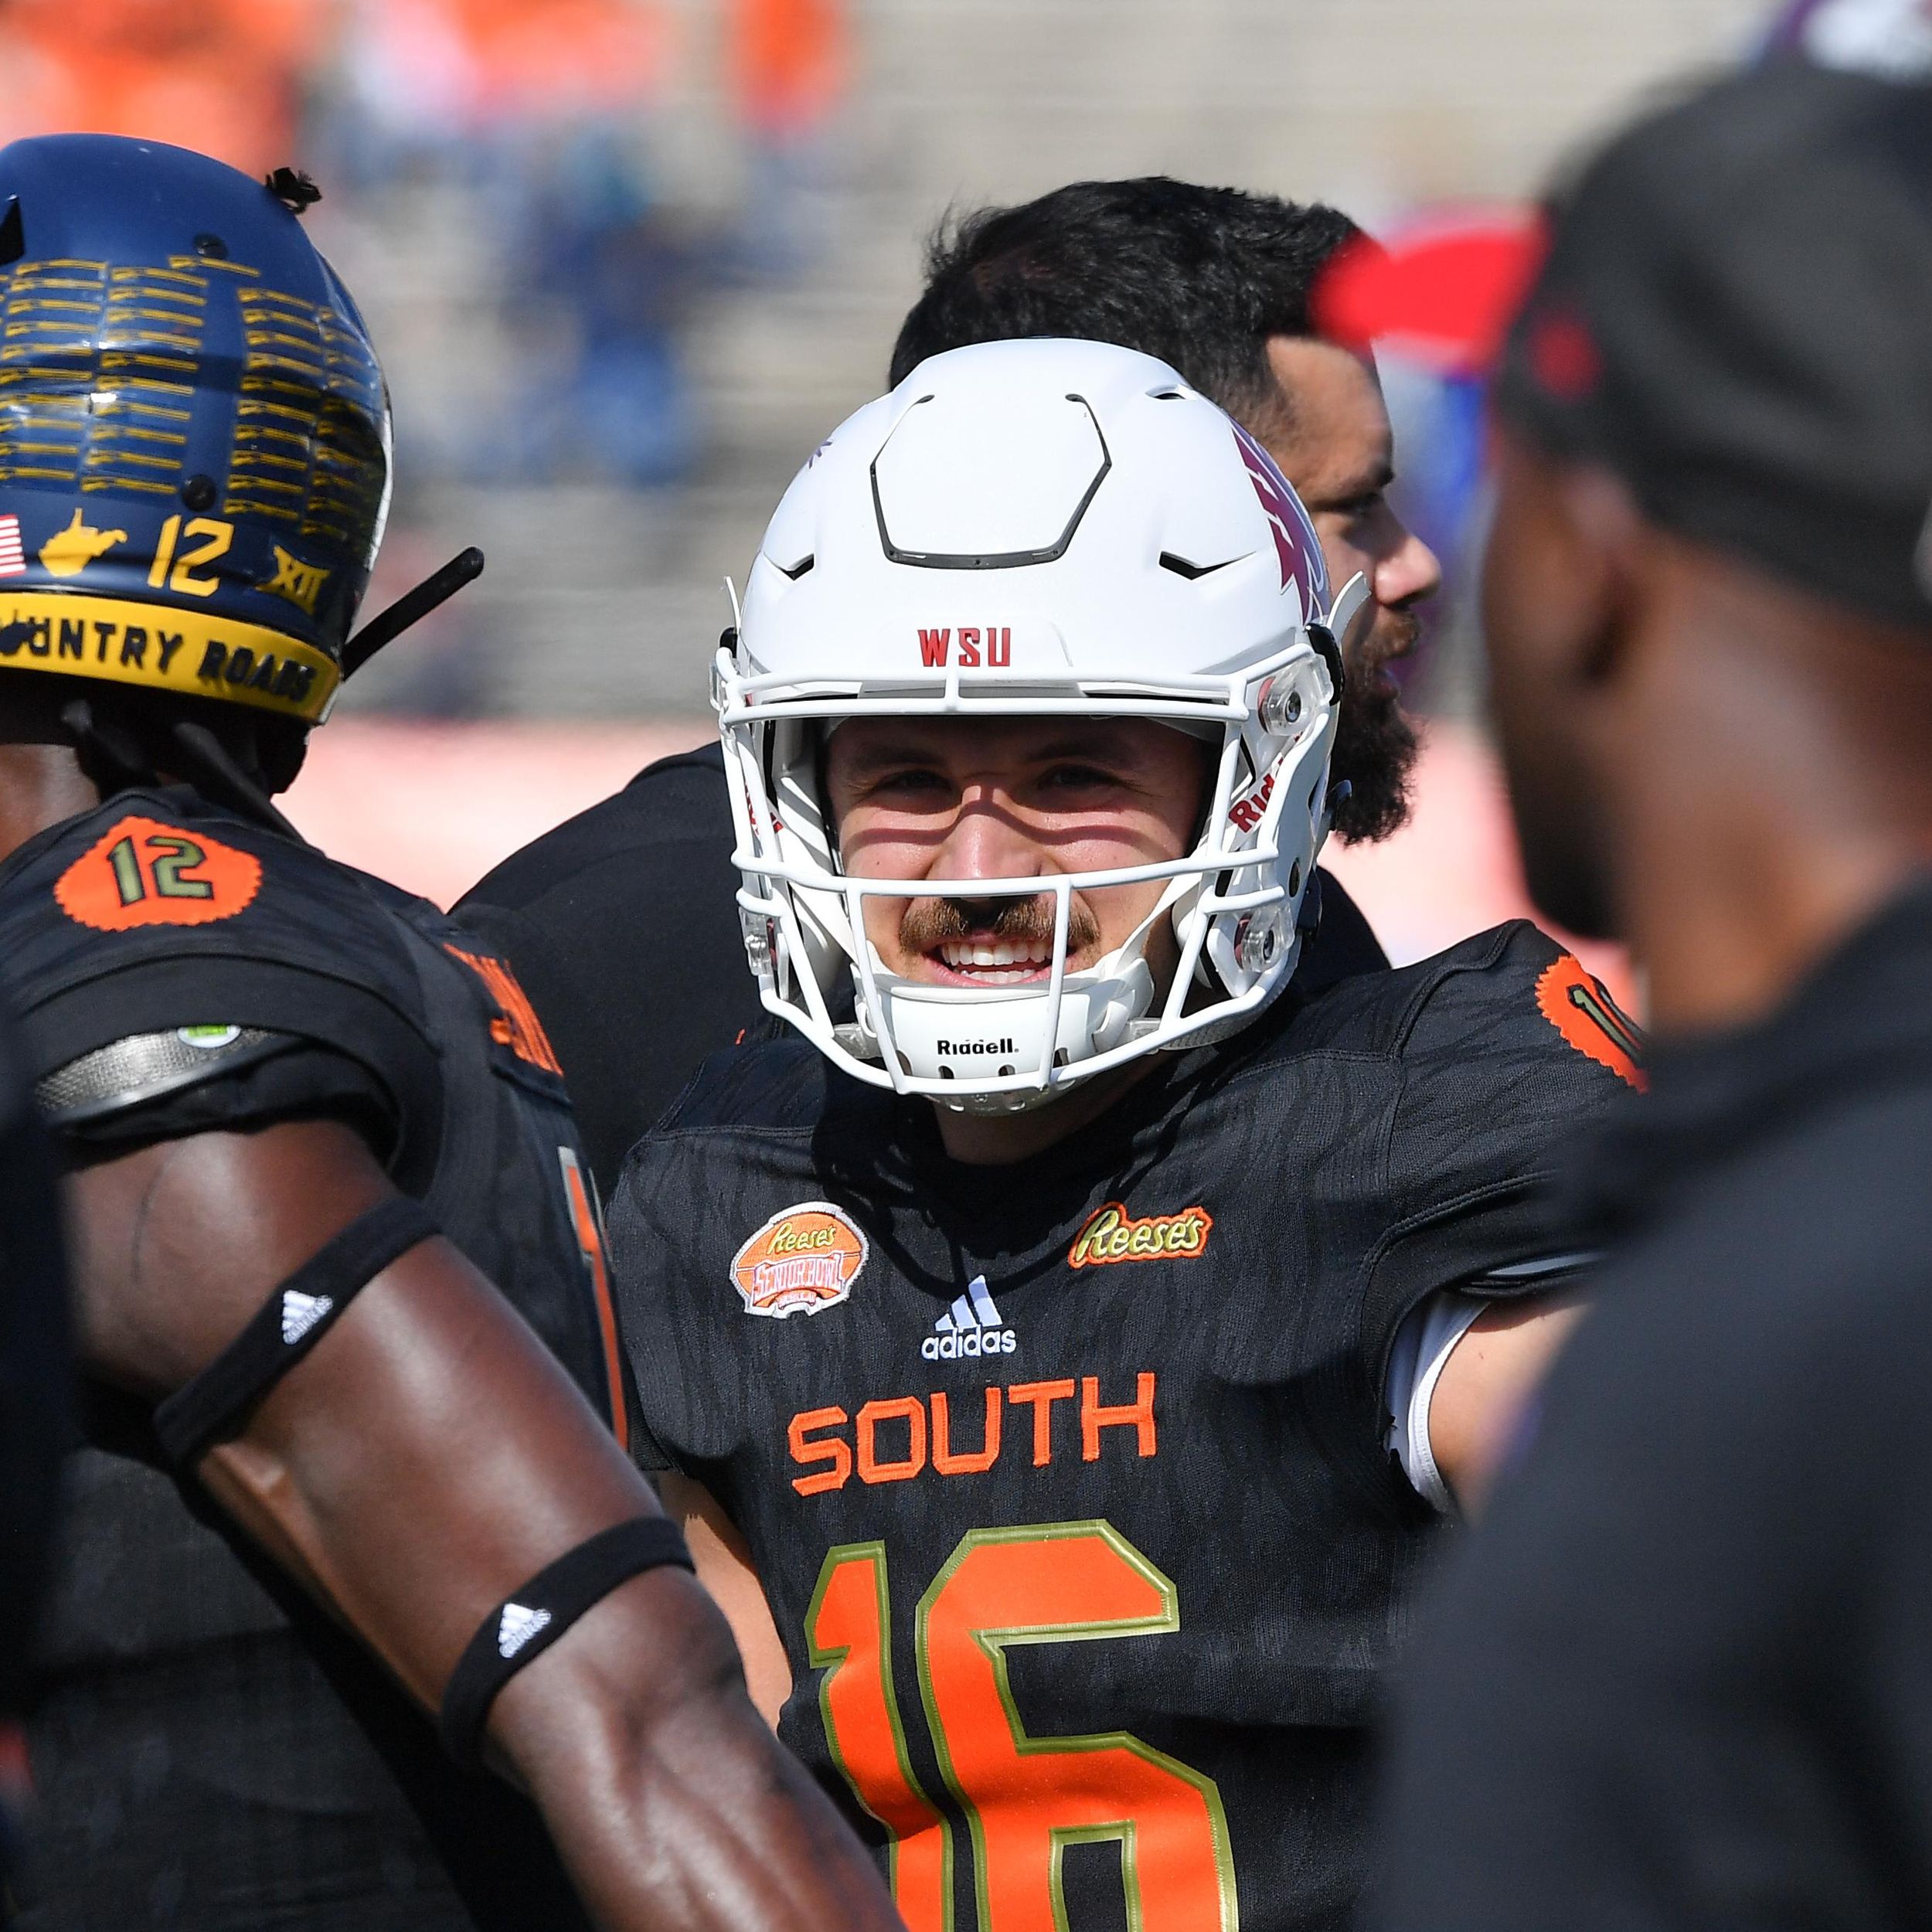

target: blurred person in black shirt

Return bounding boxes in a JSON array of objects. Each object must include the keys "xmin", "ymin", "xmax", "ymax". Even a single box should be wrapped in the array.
[
  {"xmin": 1374, "ymin": 63, "xmax": 1932, "ymax": 1932},
  {"xmin": 0, "ymin": 995, "xmax": 69, "ymax": 1877},
  {"xmin": 459, "ymin": 179, "xmax": 1435, "ymax": 1196}
]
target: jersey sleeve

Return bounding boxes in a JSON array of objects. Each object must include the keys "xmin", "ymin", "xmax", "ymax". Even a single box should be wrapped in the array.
[
  {"xmin": 1363, "ymin": 923, "xmax": 1638, "ymax": 1382},
  {"xmin": 0, "ymin": 791, "xmax": 442, "ymax": 1177}
]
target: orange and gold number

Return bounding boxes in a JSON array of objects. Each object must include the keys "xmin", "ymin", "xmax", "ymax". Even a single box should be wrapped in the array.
[
  {"xmin": 555, "ymin": 1146, "xmax": 628, "ymax": 1454},
  {"xmin": 808, "ymin": 1522, "xmax": 1236, "ymax": 1932},
  {"xmin": 808, "ymin": 1543, "xmax": 954, "ymax": 1931}
]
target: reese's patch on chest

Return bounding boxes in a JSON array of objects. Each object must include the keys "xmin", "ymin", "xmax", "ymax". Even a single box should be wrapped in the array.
[
  {"xmin": 55, "ymin": 813, "xmax": 262, "ymax": 931},
  {"xmin": 730, "ymin": 1201, "xmax": 869, "ymax": 1318},
  {"xmin": 1066, "ymin": 1199, "xmax": 1213, "ymax": 1269}
]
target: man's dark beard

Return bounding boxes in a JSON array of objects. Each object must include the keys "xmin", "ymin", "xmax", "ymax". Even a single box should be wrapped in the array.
[
  {"xmin": 1328, "ymin": 618, "xmax": 1422, "ymax": 844},
  {"xmin": 1328, "ymin": 678, "xmax": 1418, "ymax": 843}
]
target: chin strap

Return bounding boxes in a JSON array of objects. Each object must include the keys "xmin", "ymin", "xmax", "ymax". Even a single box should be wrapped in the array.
[
  {"xmin": 59, "ymin": 695, "xmax": 155, "ymax": 794},
  {"xmin": 166, "ymin": 718, "xmax": 306, "ymax": 842},
  {"xmin": 58, "ymin": 696, "xmax": 308, "ymax": 841},
  {"xmin": 342, "ymin": 547, "xmax": 485, "ymax": 679}
]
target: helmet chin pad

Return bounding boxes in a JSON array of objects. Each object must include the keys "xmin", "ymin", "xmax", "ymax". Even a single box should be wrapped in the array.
[{"xmin": 855, "ymin": 947, "xmax": 1155, "ymax": 1112}]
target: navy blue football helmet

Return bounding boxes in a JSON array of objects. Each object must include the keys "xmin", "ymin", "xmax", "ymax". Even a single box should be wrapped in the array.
[{"xmin": 0, "ymin": 134, "xmax": 390, "ymax": 727}]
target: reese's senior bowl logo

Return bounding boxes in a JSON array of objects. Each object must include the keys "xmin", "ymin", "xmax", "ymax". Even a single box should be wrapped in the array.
[{"xmin": 730, "ymin": 1202, "xmax": 869, "ymax": 1318}]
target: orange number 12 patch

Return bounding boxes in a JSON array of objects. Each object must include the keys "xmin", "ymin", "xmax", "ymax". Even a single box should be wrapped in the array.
[{"xmin": 56, "ymin": 814, "xmax": 263, "ymax": 931}]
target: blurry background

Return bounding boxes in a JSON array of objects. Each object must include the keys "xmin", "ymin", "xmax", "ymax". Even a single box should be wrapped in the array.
[{"xmin": 0, "ymin": 0, "xmax": 1772, "ymax": 979}]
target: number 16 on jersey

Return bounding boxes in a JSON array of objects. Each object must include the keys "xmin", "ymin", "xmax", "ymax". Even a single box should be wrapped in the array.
[{"xmin": 807, "ymin": 1520, "xmax": 1238, "ymax": 1932}]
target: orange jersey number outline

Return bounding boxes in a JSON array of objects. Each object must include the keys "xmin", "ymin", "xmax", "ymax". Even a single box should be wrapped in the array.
[
  {"xmin": 556, "ymin": 1145, "xmax": 628, "ymax": 1454},
  {"xmin": 808, "ymin": 1522, "xmax": 1237, "ymax": 1931},
  {"xmin": 444, "ymin": 944, "xmax": 566, "ymax": 1076}
]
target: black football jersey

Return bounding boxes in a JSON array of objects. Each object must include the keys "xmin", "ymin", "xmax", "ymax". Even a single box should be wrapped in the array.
[
  {"xmin": 0, "ymin": 784, "xmax": 629, "ymax": 1932},
  {"xmin": 0, "ymin": 996, "xmax": 68, "ymax": 1728},
  {"xmin": 608, "ymin": 920, "xmax": 1641, "ymax": 1932}
]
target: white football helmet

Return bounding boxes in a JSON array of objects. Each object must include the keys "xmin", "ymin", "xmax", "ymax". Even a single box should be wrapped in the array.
[{"xmin": 715, "ymin": 337, "xmax": 1367, "ymax": 1111}]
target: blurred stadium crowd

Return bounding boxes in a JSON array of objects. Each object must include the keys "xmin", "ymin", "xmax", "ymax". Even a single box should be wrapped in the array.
[
  {"xmin": 0, "ymin": 0, "xmax": 846, "ymax": 718},
  {"xmin": 0, "ymin": 0, "xmax": 1753, "ymax": 988},
  {"xmin": 0, "ymin": 0, "xmax": 1757, "ymax": 729}
]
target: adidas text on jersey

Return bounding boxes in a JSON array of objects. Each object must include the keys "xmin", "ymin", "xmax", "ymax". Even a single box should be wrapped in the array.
[{"xmin": 923, "ymin": 1274, "xmax": 1017, "ymax": 1359}]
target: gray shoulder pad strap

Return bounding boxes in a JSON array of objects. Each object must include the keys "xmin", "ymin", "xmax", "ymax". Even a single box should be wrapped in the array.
[{"xmin": 36, "ymin": 1027, "xmax": 294, "ymax": 1128}]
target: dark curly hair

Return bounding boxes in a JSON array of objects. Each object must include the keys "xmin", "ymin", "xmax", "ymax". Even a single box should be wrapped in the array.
[{"xmin": 888, "ymin": 176, "xmax": 1361, "ymax": 434}]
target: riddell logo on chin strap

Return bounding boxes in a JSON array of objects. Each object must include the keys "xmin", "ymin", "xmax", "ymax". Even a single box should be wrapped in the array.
[{"xmin": 937, "ymin": 1036, "xmax": 1016, "ymax": 1058}]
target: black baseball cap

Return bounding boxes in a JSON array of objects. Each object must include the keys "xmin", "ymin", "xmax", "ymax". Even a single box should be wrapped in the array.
[{"xmin": 1497, "ymin": 63, "xmax": 1932, "ymax": 631}]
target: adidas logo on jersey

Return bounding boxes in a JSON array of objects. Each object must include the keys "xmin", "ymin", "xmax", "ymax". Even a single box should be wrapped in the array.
[
  {"xmin": 281, "ymin": 1289, "xmax": 332, "ymax": 1345},
  {"xmin": 497, "ymin": 1602, "xmax": 552, "ymax": 1658},
  {"xmin": 922, "ymin": 1274, "xmax": 1018, "ymax": 1359}
]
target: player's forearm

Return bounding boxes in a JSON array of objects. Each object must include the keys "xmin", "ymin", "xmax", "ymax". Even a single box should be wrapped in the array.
[{"xmin": 497, "ymin": 1571, "xmax": 902, "ymax": 1932}]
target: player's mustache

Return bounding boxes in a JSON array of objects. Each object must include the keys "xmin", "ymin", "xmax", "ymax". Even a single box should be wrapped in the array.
[
  {"xmin": 1356, "ymin": 607, "xmax": 1423, "ymax": 672},
  {"xmin": 900, "ymin": 894, "xmax": 1101, "ymax": 955}
]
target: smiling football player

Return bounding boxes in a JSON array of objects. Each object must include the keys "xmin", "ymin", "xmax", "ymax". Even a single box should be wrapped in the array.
[{"xmin": 607, "ymin": 336, "xmax": 1637, "ymax": 1932}]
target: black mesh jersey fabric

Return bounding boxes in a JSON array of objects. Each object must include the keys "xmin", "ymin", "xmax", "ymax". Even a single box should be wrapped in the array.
[
  {"xmin": 608, "ymin": 917, "xmax": 1634, "ymax": 1932},
  {"xmin": 0, "ymin": 784, "xmax": 626, "ymax": 1931}
]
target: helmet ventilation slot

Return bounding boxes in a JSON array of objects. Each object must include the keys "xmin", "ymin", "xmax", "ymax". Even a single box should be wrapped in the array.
[{"xmin": 1158, "ymin": 553, "xmax": 1233, "ymax": 580}]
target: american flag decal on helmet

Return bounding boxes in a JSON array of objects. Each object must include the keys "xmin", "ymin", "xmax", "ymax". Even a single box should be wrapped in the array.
[
  {"xmin": 1230, "ymin": 422, "xmax": 1328, "ymax": 609},
  {"xmin": 0, "ymin": 516, "xmax": 24, "ymax": 577}
]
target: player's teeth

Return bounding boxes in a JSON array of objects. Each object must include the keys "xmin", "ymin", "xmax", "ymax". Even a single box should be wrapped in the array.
[{"xmin": 935, "ymin": 939, "xmax": 1051, "ymax": 971}]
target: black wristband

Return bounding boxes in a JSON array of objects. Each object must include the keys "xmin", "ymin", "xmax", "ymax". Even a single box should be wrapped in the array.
[
  {"xmin": 440, "ymin": 1517, "xmax": 695, "ymax": 1771},
  {"xmin": 154, "ymin": 1195, "xmax": 438, "ymax": 1466}
]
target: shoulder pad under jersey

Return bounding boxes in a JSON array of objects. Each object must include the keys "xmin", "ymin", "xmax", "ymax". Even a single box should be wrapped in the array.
[
  {"xmin": 1304, "ymin": 920, "xmax": 1640, "ymax": 1342},
  {"xmin": 35, "ymin": 1025, "xmax": 294, "ymax": 1127},
  {"xmin": 1273, "ymin": 919, "xmax": 1644, "ymax": 1088}
]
